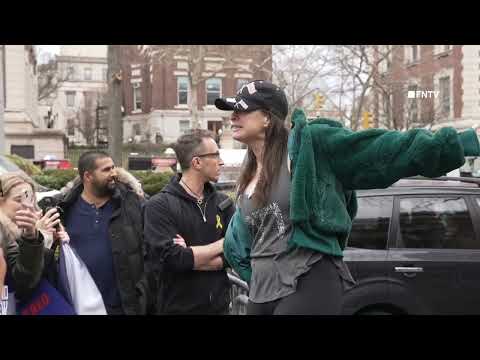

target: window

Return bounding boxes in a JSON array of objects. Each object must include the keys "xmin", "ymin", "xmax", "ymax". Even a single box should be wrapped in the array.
[
  {"xmin": 179, "ymin": 120, "xmax": 190, "ymax": 134},
  {"xmin": 177, "ymin": 77, "xmax": 189, "ymax": 105},
  {"xmin": 103, "ymin": 68, "xmax": 108, "ymax": 82},
  {"xmin": 439, "ymin": 76, "xmax": 450, "ymax": 116},
  {"xmin": 397, "ymin": 197, "xmax": 477, "ymax": 249},
  {"xmin": 67, "ymin": 66, "xmax": 74, "ymax": 79},
  {"xmin": 411, "ymin": 45, "xmax": 420, "ymax": 62},
  {"xmin": 348, "ymin": 196, "xmax": 393, "ymax": 250},
  {"xmin": 408, "ymin": 84, "xmax": 418, "ymax": 123},
  {"xmin": 67, "ymin": 119, "xmax": 75, "ymax": 136},
  {"xmin": 133, "ymin": 84, "xmax": 142, "ymax": 111},
  {"xmin": 206, "ymin": 78, "xmax": 221, "ymax": 105},
  {"xmin": 236, "ymin": 79, "xmax": 249, "ymax": 92},
  {"xmin": 10, "ymin": 145, "xmax": 34, "ymax": 159},
  {"xmin": 66, "ymin": 91, "xmax": 76, "ymax": 107},
  {"xmin": 132, "ymin": 124, "xmax": 141, "ymax": 136},
  {"xmin": 84, "ymin": 68, "xmax": 92, "ymax": 81}
]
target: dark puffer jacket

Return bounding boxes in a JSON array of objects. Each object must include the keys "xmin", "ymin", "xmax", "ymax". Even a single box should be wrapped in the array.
[{"xmin": 44, "ymin": 180, "xmax": 154, "ymax": 315}]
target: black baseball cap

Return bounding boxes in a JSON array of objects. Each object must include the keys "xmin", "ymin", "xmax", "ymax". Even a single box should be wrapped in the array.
[{"xmin": 214, "ymin": 80, "xmax": 289, "ymax": 119}]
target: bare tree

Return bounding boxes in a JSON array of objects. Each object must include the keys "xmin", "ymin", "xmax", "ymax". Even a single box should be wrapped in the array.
[
  {"xmin": 73, "ymin": 91, "xmax": 98, "ymax": 146},
  {"xmin": 107, "ymin": 45, "xmax": 123, "ymax": 166},
  {"xmin": 270, "ymin": 45, "xmax": 336, "ymax": 114},
  {"xmin": 37, "ymin": 59, "xmax": 70, "ymax": 102},
  {"xmin": 140, "ymin": 45, "xmax": 272, "ymax": 129}
]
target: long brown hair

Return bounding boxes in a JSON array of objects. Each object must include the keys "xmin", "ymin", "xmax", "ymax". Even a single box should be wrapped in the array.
[{"xmin": 237, "ymin": 111, "xmax": 289, "ymax": 207}]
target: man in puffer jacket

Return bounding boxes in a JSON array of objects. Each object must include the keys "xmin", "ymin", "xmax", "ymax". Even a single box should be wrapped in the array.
[{"xmin": 39, "ymin": 151, "xmax": 155, "ymax": 315}]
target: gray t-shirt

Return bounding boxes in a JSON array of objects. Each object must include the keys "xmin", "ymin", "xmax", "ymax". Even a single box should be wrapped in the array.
[{"xmin": 239, "ymin": 154, "xmax": 355, "ymax": 303}]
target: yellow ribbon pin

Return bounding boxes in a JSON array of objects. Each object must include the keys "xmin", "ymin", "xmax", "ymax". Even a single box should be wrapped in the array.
[{"xmin": 216, "ymin": 215, "xmax": 223, "ymax": 230}]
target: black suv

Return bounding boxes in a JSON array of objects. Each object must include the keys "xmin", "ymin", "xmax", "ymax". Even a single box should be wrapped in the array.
[{"xmin": 342, "ymin": 177, "xmax": 480, "ymax": 315}]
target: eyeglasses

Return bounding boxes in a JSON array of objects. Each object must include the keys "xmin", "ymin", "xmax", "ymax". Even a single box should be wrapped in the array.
[{"xmin": 194, "ymin": 152, "xmax": 222, "ymax": 160}]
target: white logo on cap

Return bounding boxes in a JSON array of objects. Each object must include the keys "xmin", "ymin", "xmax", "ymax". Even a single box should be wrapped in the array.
[
  {"xmin": 246, "ymin": 82, "xmax": 257, "ymax": 95},
  {"xmin": 234, "ymin": 99, "xmax": 249, "ymax": 110}
]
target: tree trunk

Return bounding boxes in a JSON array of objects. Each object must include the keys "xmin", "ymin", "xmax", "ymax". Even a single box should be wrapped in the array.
[
  {"xmin": 107, "ymin": 45, "xmax": 123, "ymax": 167},
  {"xmin": 190, "ymin": 78, "xmax": 199, "ymax": 129}
]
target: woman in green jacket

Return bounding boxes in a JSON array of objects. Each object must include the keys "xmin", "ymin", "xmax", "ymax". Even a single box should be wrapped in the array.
[{"xmin": 215, "ymin": 80, "xmax": 480, "ymax": 315}]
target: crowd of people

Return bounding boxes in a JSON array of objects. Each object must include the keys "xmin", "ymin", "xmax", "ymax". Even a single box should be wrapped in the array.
[{"xmin": 1, "ymin": 79, "xmax": 479, "ymax": 315}]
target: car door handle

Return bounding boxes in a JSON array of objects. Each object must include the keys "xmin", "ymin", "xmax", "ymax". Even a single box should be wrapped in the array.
[{"xmin": 395, "ymin": 267, "xmax": 424, "ymax": 273}]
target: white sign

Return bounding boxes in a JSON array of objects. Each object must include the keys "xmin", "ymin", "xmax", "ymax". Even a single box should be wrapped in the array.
[{"xmin": 407, "ymin": 90, "xmax": 440, "ymax": 99}]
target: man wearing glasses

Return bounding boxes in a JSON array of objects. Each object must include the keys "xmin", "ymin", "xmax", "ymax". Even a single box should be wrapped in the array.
[{"xmin": 144, "ymin": 129, "xmax": 235, "ymax": 314}]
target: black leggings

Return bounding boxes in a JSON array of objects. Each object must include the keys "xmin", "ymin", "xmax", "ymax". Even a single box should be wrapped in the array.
[{"xmin": 247, "ymin": 257, "xmax": 343, "ymax": 315}]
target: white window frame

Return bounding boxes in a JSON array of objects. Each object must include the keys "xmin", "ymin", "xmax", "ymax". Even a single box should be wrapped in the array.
[
  {"xmin": 206, "ymin": 78, "xmax": 222, "ymax": 106},
  {"xmin": 132, "ymin": 123, "xmax": 141, "ymax": 136},
  {"xmin": 434, "ymin": 68, "xmax": 454, "ymax": 121},
  {"xmin": 434, "ymin": 45, "xmax": 453, "ymax": 57},
  {"xmin": 84, "ymin": 67, "xmax": 92, "ymax": 81},
  {"xmin": 67, "ymin": 66, "xmax": 75, "ymax": 80},
  {"xmin": 177, "ymin": 76, "xmax": 189, "ymax": 107},
  {"xmin": 133, "ymin": 83, "xmax": 142, "ymax": 112},
  {"xmin": 66, "ymin": 91, "xmax": 76, "ymax": 107},
  {"xmin": 406, "ymin": 45, "xmax": 420, "ymax": 65},
  {"xmin": 67, "ymin": 118, "xmax": 75, "ymax": 136},
  {"xmin": 407, "ymin": 83, "xmax": 419, "ymax": 124},
  {"xmin": 179, "ymin": 120, "xmax": 191, "ymax": 134}
]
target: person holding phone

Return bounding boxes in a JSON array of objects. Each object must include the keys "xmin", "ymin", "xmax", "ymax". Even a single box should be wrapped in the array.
[{"xmin": 0, "ymin": 172, "xmax": 60, "ymax": 302}]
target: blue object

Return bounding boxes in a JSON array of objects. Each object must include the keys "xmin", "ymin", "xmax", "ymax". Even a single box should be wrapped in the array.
[{"xmin": 17, "ymin": 279, "xmax": 75, "ymax": 315}]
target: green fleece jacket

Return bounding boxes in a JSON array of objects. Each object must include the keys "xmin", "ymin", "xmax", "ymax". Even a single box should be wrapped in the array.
[{"xmin": 224, "ymin": 108, "xmax": 480, "ymax": 283}]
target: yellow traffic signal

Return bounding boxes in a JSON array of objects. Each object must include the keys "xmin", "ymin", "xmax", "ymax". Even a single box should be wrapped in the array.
[
  {"xmin": 314, "ymin": 93, "xmax": 325, "ymax": 110},
  {"xmin": 362, "ymin": 111, "xmax": 374, "ymax": 129}
]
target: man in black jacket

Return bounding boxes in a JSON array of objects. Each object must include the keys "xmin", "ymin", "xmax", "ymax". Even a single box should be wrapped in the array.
[
  {"xmin": 51, "ymin": 151, "xmax": 153, "ymax": 315},
  {"xmin": 144, "ymin": 129, "xmax": 234, "ymax": 314}
]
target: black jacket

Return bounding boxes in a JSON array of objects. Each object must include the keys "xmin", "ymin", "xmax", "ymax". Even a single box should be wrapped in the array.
[
  {"xmin": 44, "ymin": 181, "xmax": 154, "ymax": 315},
  {"xmin": 144, "ymin": 174, "xmax": 235, "ymax": 315}
]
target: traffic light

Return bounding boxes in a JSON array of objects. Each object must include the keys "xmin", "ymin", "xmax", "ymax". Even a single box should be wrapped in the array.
[
  {"xmin": 362, "ymin": 111, "xmax": 374, "ymax": 129},
  {"xmin": 314, "ymin": 93, "xmax": 325, "ymax": 110}
]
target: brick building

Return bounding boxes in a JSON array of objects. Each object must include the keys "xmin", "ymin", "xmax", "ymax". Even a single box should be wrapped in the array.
[
  {"xmin": 372, "ymin": 45, "xmax": 480, "ymax": 131},
  {"xmin": 120, "ymin": 45, "xmax": 272, "ymax": 148}
]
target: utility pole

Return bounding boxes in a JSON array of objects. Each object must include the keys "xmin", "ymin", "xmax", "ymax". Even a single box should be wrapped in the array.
[
  {"xmin": 107, "ymin": 45, "xmax": 123, "ymax": 166},
  {"xmin": 0, "ymin": 45, "xmax": 5, "ymax": 154}
]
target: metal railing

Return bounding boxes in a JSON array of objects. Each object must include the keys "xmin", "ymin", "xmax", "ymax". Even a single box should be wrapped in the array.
[{"xmin": 228, "ymin": 272, "xmax": 249, "ymax": 315}]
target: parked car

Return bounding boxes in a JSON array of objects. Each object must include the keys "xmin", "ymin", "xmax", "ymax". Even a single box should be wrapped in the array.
[
  {"xmin": 34, "ymin": 159, "xmax": 73, "ymax": 170},
  {"xmin": 228, "ymin": 176, "xmax": 480, "ymax": 315},
  {"xmin": 342, "ymin": 176, "xmax": 480, "ymax": 315},
  {"xmin": 0, "ymin": 155, "xmax": 60, "ymax": 202}
]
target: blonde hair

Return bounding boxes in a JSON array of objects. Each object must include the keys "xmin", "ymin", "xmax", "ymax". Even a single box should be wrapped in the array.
[
  {"xmin": 0, "ymin": 172, "xmax": 40, "ymax": 248},
  {"xmin": 0, "ymin": 172, "xmax": 37, "ymax": 198}
]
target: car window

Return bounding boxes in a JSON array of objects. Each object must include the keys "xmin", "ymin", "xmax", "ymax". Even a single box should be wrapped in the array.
[
  {"xmin": 349, "ymin": 196, "xmax": 393, "ymax": 250},
  {"xmin": 397, "ymin": 197, "xmax": 477, "ymax": 249},
  {"xmin": 0, "ymin": 155, "xmax": 23, "ymax": 173}
]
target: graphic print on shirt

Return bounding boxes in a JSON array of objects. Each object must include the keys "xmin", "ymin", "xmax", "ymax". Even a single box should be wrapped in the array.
[{"xmin": 245, "ymin": 202, "xmax": 286, "ymax": 244}]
